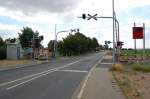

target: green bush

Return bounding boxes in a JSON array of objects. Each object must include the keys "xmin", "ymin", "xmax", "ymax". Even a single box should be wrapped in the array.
[
  {"xmin": 132, "ymin": 63, "xmax": 150, "ymax": 72},
  {"xmin": 142, "ymin": 66, "xmax": 150, "ymax": 72},
  {"xmin": 0, "ymin": 46, "xmax": 6, "ymax": 59}
]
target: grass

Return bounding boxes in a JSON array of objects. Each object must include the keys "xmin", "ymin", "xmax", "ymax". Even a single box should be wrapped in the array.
[
  {"xmin": 113, "ymin": 71, "xmax": 143, "ymax": 99},
  {"xmin": 132, "ymin": 63, "xmax": 150, "ymax": 72},
  {"xmin": 110, "ymin": 63, "xmax": 124, "ymax": 71},
  {"xmin": 0, "ymin": 60, "xmax": 34, "ymax": 66},
  {"xmin": 121, "ymin": 49, "xmax": 150, "ymax": 57}
]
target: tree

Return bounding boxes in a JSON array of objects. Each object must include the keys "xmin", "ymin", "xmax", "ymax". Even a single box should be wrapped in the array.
[
  {"xmin": 0, "ymin": 37, "xmax": 6, "ymax": 59},
  {"xmin": 92, "ymin": 38, "xmax": 99, "ymax": 50},
  {"xmin": 0, "ymin": 36, "xmax": 5, "ymax": 46},
  {"xmin": 104, "ymin": 40, "xmax": 109, "ymax": 50},
  {"xmin": 48, "ymin": 40, "xmax": 55, "ymax": 52},
  {"xmin": 5, "ymin": 38, "xmax": 17, "ymax": 43},
  {"xmin": 18, "ymin": 27, "xmax": 41, "ymax": 48},
  {"xmin": 56, "ymin": 32, "xmax": 100, "ymax": 56}
]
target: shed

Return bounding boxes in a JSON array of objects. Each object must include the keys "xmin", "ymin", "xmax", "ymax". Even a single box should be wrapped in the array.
[{"xmin": 7, "ymin": 43, "xmax": 23, "ymax": 59}]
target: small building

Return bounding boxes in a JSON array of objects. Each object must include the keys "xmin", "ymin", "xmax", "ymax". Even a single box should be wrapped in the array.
[{"xmin": 7, "ymin": 43, "xmax": 23, "ymax": 60}]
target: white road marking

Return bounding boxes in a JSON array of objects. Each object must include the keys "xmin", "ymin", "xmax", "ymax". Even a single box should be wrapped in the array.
[
  {"xmin": 7, "ymin": 69, "xmax": 89, "ymax": 90},
  {"xmin": 2, "ymin": 53, "xmax": 104, "ymax": 91},
  {"xmin": 6, "ymin": 60, "xmax": 81, "ymax": 90},
  {"xmin": 101, "ymin": 63, "xmax": 113, "ymax": 64},
  {"xmin": 6, "ymin": 70, "xmax": 56, "ymax": 90},
  {"xmin": 0, "ymin": 60, "xmax": 80, "ymax": 89},
  {"xmin": 59, "ymin": 70, "xmax": 88, "ymax": 73},
  {"xmin": 77, "ymin": 53, "xmax": 105, "ymax": 99},
  {"xmin": 0, "ymin": 68, "xmax": 56, "ymax": 87}
]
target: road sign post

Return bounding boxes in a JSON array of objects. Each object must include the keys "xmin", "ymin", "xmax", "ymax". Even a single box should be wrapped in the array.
[
  {"xmin": 133, "ymin": 23, "xmax": 145, "ymax": 62},
  {"xmin": 143, "ymin": 23, "xmax": 145, "ymax": 61}
]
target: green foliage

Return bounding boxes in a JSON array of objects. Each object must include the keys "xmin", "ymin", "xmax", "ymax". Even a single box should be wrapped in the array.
[
  {"xmin": 104, "ymin": 40, "xmax": 111, "ymax": 50},
  {"xmin": 121, "ymin": 49, "xmax": 150, "ymax": 57},
  {"xmin": 57, "ymin": 32, "xmax": 99, "ymax": 56},
  {"xmin": 0, "ymin": 36, "xmax": 6, "ymax": 46},
  {"xmin": 5, "ymin": 38, "xmax": 17, "ymax": 43},
  {"xmin": 18, "ymin": 27, "xmax": 40, "ymax": 48},
  {"xmin": 132, "ymin": 63, "xmax": 150, "ymax": 72},
  {"xmin": 0, "ymin": 37, "xmax": 6, "ymax": 59},
  {"xmin": 0, "ymin": 46, "xmax": 6, "ymax": 59},
  {"xmin": 48, "ymin": 40, "xmax": 55, "ymax": 52}
]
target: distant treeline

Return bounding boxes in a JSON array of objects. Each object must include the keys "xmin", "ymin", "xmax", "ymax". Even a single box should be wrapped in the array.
[{"xmin": 48, "ymin": 32, "xmax": 99, "ymax": 56}]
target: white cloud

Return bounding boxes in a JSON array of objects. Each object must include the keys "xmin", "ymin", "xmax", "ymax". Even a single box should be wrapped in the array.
[
  {"xmin": 116, "ymin": 0, "xmax": 150, "ymax": 12},
  {"xmin": 0, "ymin": 0, "xmax": 81, "ymax": 15},
  {"xmin": 0, "ymin": 0, "xmax": 150, "ymax": 48},
  {"xmin": 0, "ymin": 23, "xmax": 20, "ymax": 39},
  {"xmin": 0, "ymin": 8, "xmax": 65, "ymax": 24}
]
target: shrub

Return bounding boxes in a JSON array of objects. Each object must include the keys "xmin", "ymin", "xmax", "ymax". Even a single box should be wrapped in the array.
[
  {"xmin": 0, "ymin": 46, "xmax": 6, "ymax": 59},
  {"xmin": 142, "ymin": 66, "xmax": 150, "ymax": 72},
  {"xmin": 110, "ymin": 63, "xmax": 124, "ymax": 71},
  {"xmin": 132, "ymin": 63, "xmax": 142, "ymax": 71},
  {"xmin": 132, "ymin": 63, "xmax": 150, "ymax": 72}
]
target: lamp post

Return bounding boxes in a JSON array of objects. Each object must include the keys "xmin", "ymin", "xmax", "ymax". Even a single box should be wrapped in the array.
[{"xmin": 53, "ymin": 29, "xmax": 77, "ymax": 58}]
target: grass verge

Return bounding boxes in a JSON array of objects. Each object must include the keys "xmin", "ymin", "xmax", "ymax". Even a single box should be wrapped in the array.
[
  {"xmin": 113, "ymin": 71, "xmax": 143, "ymax": 99},
  {"xmin": 132, "ymin": 63, "xmax": 150, "ymax": 72}
]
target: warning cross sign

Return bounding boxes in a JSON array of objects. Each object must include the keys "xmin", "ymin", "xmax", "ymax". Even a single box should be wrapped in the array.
[{"xmin": 133, "ymin": 27, "xmax": 143, "ymax": 39}]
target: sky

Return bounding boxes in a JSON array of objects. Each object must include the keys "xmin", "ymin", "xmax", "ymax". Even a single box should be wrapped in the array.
[{"xmin": 0, "ymin": 0, "xmax": 150, "ymax": 48}]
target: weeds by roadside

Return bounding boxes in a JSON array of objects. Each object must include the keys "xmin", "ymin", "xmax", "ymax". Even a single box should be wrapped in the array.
[
  {"xmin": 113, "ymin": 71, "xmax": 143, "ymax": 99},
  {"xmin": 110, "ymin": 63, "xmax": 124, "ymax": 71},
  {"xmin": 132, "ymin": 63, "xmax": 150, "ymax": 72}
]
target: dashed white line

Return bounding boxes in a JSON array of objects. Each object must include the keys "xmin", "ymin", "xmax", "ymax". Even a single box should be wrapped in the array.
[
  {"xmin": 59, "ymin": 70, "xmax": 88, "ymax": 73},
  {"xmin": 101, "ymin": 63, "xmax": 113, "ymax": 65}
]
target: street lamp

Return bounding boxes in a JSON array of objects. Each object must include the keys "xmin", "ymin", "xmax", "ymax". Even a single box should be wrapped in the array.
[{"xmin": 53, "ymin": 29, "xmax": 78, "ymax": 58}]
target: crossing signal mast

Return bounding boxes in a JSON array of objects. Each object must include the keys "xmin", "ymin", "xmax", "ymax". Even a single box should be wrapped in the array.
[
  {"xmin": 82, "ymin": 14, "xmax": 86, "ymax": 19},
  {"xmin": 117, "ymin": 41, "xmax": 124, "ymax": 47},
  {"xmin": 80, "ymin": 14, "xmax": 98, "ymax": 20},
  {"xmin": 78, "ymin": 12, "xmax": 121, "ymax": 63},
  {"xmin": 31, "ymin": 35, "xmax": 44, "ymax": 60}
]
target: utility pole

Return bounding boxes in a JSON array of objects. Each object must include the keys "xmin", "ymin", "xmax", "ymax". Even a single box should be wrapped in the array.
[
  {"xmin": 112, "ymin": 0, "xmax": 115, "ymax": 64},
  {"xmin": 32, "ymin": 34, "xmax": 35, "ymax": 60},
  {"xmin": 52, "ymin": 24, "xmax": 57, "ymax": 58}
]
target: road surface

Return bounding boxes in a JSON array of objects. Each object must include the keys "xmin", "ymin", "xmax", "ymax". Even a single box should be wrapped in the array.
[{"xmin": 0, "ymin": 52, "xmax": 105, "ymax": 99}]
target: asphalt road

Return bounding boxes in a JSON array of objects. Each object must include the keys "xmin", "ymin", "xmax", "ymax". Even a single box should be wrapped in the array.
[{"xmin": 0, "ymin": 52, "xmax": 105, "ymax": 99}]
